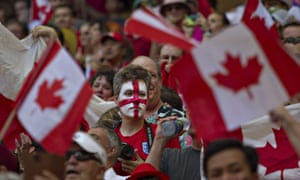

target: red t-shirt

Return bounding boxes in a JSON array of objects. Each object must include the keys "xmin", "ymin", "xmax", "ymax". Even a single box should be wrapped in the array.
[{"xmin": 114, "ymin": 122, "xmax": 180, "ymax": 176}]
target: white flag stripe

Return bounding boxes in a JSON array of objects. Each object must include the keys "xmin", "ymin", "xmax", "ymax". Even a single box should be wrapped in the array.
[
  {"xmin": 192, "ymin": 23, "xmax": 289, "ymax": 130},
  {"xmin": 18, "ymin": 48, "xmax": 85, "ymax": 141},
  {"xmin": 131, "ymin": 9, "xmax": 198, "ymax": 46},
  {"xmin": 0, "ymin": 23, "xmax": 46, "ymax": 100},
  {"xmin": 243, "ymin": 103, "xmax": 300, "ymax": 178},
  {"xmin": 252, "ymin": 1, "xmax": 274, "ymax": 28},
  {"xmin": 288, "ymin": 6, "xmax": 300, "ymax": 22}
]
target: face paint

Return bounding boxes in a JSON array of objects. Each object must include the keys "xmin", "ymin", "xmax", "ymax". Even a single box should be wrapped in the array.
[{"xmin": 118, "ymin": 80, "xmax": 147, "ymax": 119}]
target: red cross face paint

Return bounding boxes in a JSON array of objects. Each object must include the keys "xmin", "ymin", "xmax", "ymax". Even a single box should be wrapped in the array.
[{"xmin": 118, "ymin": 80, "xmax": 148, "ymax": 119}]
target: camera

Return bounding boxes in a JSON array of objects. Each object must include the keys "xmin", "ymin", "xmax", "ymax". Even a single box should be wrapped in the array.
[{"xmin": 119, "ymin": 143, "xmax": 134, "ymax": 160}]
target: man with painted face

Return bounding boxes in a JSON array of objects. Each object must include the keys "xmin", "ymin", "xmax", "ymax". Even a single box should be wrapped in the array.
[{"xmin": 112, "ymin": 64, "xmax": 180, "ymax": 176}]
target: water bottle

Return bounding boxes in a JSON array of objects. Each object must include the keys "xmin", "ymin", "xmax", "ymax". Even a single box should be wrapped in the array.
[{"xmin": 161, "ymin": 117, "xmax": 190, "ymax": 136}]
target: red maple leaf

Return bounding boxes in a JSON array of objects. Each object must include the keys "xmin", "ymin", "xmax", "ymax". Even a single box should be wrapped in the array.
[
  {"xmin": 35, "ymin": 79, "xmax": 65, "ymax": 110},
  {"xmin": 257, "ymin": 128, "xmax": 300, "ymax": 179},
  {"xmin": 212, "ymin": 53, "xmax": 263, "ymax": 99}
]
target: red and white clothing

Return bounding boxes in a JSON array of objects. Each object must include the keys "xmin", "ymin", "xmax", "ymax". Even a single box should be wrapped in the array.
[{"xmin": 114, "ymin": 122, "xmax": 180, "ymax": 176}]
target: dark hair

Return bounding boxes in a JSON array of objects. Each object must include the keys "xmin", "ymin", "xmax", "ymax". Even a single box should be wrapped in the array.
[
  {"xmin": 282, "ymin": 21, "xmax": 300, "ymax": 31},
  {"xmin": 54, "ymin": 2, "xmax": 75, "ymax": 17},
  {"xmin": 160, "ymin": 2, "xmax": 192, "ymax": 16},
  {"xmin": 4, "ymin": 18, "xmax": 29, "ymax": 36},
  {"xmin": 160, "ymin": 86, "xmax": 183, "ymax": 110},
  {"xmin": 89, "ymin": 68, "xmax": 116, "ymax": 94},
  {"xmin": 222, "ymin": 13, "xmax": 230, "ymax": 26},
  {"xmin": 203, "ymin": 138, "xmax": 259, "ymax": 177},
  {"xmin": 90, "ymin": 20, "xmax": 109, "ymax": 35},
  {"xmin": 46, "ymin": 24, "xmax": 65, "ymax": 45},
  {"xmin": 113, "ymin": 64, "xmax": 151, "ymax": 96}
]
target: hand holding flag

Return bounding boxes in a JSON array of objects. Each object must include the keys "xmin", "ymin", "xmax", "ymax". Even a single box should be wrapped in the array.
[
  {"xmin": 0, "ymin": 41, "xmax": 92, "ymax": 154},
  {"xmin": 172, "ymin": 19, "xmax": 300, "ymax": 141}
]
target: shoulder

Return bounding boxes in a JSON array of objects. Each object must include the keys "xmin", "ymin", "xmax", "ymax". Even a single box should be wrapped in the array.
[{"xmin": 157, "ymin": 105, "xmax": 185, "ymax": 118}]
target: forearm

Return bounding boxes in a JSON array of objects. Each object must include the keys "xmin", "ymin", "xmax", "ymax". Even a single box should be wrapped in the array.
[
  {"xmin": 145, "ymin": 138, "xmax": 168, "ymax": 169},
  {"xmin": 281, "ymin": 117, "xmax": 300, "ymax": 157},
  {"xmin": 271, "ymin": 106, "xmax": 300, "ymax": 157}
]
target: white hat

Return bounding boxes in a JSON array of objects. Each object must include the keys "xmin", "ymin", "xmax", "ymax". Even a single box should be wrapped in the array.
[
  {"xmin": 73, "ymin": 132, "xmax": 107, "ymax": 165},
  {"xmin": 271, "ymin": 8, "xmax": 288, "ymax": 25}
]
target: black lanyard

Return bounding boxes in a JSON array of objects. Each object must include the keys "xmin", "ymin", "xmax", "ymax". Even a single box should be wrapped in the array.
[{"xmin": 145, "ymin": 121, "xmax": 153, "ymax": 150}]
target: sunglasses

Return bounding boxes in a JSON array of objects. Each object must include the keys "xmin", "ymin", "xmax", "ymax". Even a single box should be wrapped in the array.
[
  {"xmin": 65, "ymin": 150, "xmax": 100, "ymax": 163},
  {"xmin": 165, "ymin": 4, "xmax": 184, "ymax": 11},
  {"xmin": 282, "ymin": 37, "xmax": 300, "ymax": 44}
]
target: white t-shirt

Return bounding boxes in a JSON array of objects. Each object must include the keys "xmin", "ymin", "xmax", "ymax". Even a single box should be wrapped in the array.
[{"xmin": 104, "ymin": 168, "xmax": 128, "ymax": 180}]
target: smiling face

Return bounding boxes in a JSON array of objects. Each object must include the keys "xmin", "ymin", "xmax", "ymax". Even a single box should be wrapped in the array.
[
  {"xmin": 117, "ymin": 80, "xmax": 147, "ymax": 119},
  {"xmin": 65, "ymin": 144, "xmax": 104, "ymax": 180},
  {"xmin": 92, "ymin": 76, "xmax": 113, "ymax": 101}
]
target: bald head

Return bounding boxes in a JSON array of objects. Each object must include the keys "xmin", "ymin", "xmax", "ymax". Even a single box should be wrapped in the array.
[
  {"xmin": 131, "ymin": 56, "xmax": 162, "ymax": 110},
  {"xmin": 131, "ymin": 56, "xmax": 161, "ymax": 79}
]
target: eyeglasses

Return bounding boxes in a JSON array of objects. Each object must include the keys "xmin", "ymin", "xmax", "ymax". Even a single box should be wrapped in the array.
[
  {"xmin": 160, "ymin": 55, "xmax": 180, "ymax": 61},
  {"xmin": 165, "ymin": 4, "xmax": 184, "ymax": 12},
  {"xmin": 282, "ymin": 37, "xmax": 300, "ymax": 44},
  {"xmin": 65, "ymin": 150, "xmax": 100, "ymax": 163}
]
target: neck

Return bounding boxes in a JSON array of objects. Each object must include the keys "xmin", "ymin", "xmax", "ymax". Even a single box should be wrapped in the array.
[
  {"xmin": 120, "ymin": 117, "xmax": 144, "ymax": 136},
  {"xmin": 84, "ymin": 45, "xmax": 93, "ymax": 54},
  {"xmin": 145, "ymin": 100, "xmax": 163, "ymax": 119},
  {"xmin": 108, "ymin": 58, "xmax": 122, "ymax": 70}
]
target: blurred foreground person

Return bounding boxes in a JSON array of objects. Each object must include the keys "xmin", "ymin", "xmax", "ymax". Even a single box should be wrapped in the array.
[{"xmin": 203, "ymin": 139, "xmax": 259, "ymax": 180}]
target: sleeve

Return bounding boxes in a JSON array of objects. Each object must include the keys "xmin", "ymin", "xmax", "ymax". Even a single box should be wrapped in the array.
[
  {"xmin": 159, "ymin": 149, "xmax": 169, "ymax": 172},
  {"xmin": 165, "ymin": 136, "xmax": 181, "ymax": 149}
]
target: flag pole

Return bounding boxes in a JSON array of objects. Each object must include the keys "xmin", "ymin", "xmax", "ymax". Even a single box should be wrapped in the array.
[{"xmin": 0, "ymin": 108, "xmax": 16, "ymax": 141}]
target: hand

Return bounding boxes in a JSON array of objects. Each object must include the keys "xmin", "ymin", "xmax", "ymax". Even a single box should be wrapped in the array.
[
  {"xmin": 34, "ymin": 170, "xmax": 59, "ymax": 180},
  {"xmin": 15, "ymin": 133, "xmax": 35, "ymax": 171},
  {"xmin": 165, "ymin": 63, "xmax": 173, "ymax": 73},
  {"xmin": 31, "ymin": 25, "xmax": 58, "ymax": 44},
  {"xmin": 118, "ymin": 149, "xmax": 144, "ymax": 173},
  {"xmin": 270, "ymin": 105, "xmax": 296, "ymax": 128},
  {"xmin": 156, "ymin": 116, "xmax": 182, "ymax": 142}
]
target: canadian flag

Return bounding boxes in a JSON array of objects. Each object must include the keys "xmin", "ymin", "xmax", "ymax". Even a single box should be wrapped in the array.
[
  {"xmin": 172, "ymin": 19, "xmax": 300, "ymax": 141},
  {"xmin": 124, "ymin": 7, "xmax": 198, "ymax": 52},
  {"xmin": 9, "ymin": 41, "xmax": 92, "ymax": 154},
  {"xmin": 242, "ymin": 0, "xmax": 279, "ymax": 37},
  {"xmin": 238, "ymin": 103, "xmax": 300, "ymax": 179},
  {"xmin": 0, "ymin": 23, "xmax": 46, "ymax": 149},
  {"xmin": 31, "ymin": 0, "xmax": 53, "ymax": 25}
]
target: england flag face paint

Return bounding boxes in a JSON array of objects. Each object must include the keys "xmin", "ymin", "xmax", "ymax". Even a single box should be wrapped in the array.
[{"xmin": 118, "ymin": 80, "xmax": 147, "ymax": 119}]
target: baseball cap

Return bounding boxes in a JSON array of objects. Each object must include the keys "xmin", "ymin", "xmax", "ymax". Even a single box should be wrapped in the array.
[
  {"xmin": 101, "ymin": 32, "xmax": 126, "ymax": 46},
  {"xmin": 72, "ymin": 131, "xmax": 107, "ymax": 165},
  {"xmin": 160, "ymin": 0, "xmax": 192, "ymax": 16},
  {"xmin": 127, "ymin": 163, "xmax": 169, "ymax": 180}
]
